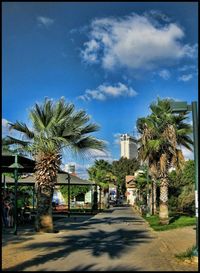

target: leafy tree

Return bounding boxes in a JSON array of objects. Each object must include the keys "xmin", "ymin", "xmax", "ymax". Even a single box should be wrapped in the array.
[
  {"xmin": 112, "ymin": 157, "xmax": 139, "ymax": 195},
  {"xmin": 60, "ymin": 185, "xmax": 91, "ymax": 202},
  {"xmin": 168, "ymin": 160, "xmax": 195, "ymax": 214},
  {"xmin": 3, "ymin": 97, "xmax": 106, "ymax": 232},
  {"xmin": 87, "ymin": 160, "xmax": 114, "ymax": 208}
]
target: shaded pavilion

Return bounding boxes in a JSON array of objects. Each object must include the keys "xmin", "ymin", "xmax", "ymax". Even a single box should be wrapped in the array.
[{"xmin": 1, "ymin": 154, "xmax": 95, "ymax": 234}]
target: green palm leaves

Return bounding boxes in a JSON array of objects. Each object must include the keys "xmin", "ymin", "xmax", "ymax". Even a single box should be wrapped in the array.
[
  {"xmin": 137, "ymin": 98, "xmax": 193, "ymax": 171},
  {"xmin": 5, "ymin": 97, "xmax": 106, "ymax": 157},
  {"xmin": 136, "ymin": 98, "xmax": 193, "ymax": 224}
]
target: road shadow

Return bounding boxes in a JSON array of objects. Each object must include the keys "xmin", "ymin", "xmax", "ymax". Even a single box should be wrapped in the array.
[
  {"xmin": 5, "ymin": 227, "xmax": 152, "ymax": 271},
  {"xmin": 41, "ymin": 264, "xmax": 141, "ymax": 271},
  {"xmin": 54, "ymin": 214, "xmax": 146, "ymax": 232}
]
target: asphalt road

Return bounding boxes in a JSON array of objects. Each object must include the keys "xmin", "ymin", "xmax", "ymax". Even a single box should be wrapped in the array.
[{"xmin": 2, "ymin": 205, "xmax": 198, "ymax": 271}]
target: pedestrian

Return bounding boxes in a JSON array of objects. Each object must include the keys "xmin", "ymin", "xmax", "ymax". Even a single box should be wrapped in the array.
[
  {"xmin": 8, "ymin": 198, "xmax": 14, "ymax": 227},
  {"xmin": 17, "ymin": 192, "xmax": 25, "ymax": 224},
  {"xmin": 3, "ymin": 197, "xmax": 10, "ymax": 227},
  {"xmin": 2, "ymin": 193, "xmax": 9, "ymax": 227}
]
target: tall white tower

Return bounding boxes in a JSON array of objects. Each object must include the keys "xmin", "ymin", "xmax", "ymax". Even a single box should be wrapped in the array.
[{"xmin": 120, "ymin": 134, "xmax": 138, "ymax": 159}]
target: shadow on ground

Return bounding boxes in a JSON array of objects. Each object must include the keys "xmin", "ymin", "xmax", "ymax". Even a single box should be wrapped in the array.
[
  {"xmin": 4, "ymin": 226, "xmax": 151, "ymax": 271},
  {"xmin": 40, "ymin": 264, "xmax": 141, "ymax": 271}
]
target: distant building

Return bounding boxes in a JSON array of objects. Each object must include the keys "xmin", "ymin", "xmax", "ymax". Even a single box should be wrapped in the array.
[
  {"xmin": 120, "ymin": 134, "xmax": 138, "ymax": 159},
  {"xmin": 125, "ymin": 175, "xmax": 137, "ymax": 205},
  {"xmin": 64, "ymin": 164, "xmax": 76, "ymax": 176}
]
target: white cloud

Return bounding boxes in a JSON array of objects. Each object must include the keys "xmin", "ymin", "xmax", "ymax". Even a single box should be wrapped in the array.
[
  {"xmin": 2, "ymin": 118, "xmax": 32, "ymax": 141},
  {"xmin": 178, "ymin": 64, "xmax": 196, "ymax": 72},
  {"xmin": 63, "ymin": 162, "xmax": 92, "ymax": 179},
  {"xmin": 178, "ymin": 74, "xmax": 193, "ymax": 82},
  {"xmin": 81, "ymin": 12, "xmax": 197, "ymax": 71},
  {"xmin": 181, "ymin": 146, "xmax": 194, "ymax": 160},
  {"xmin": 2, "ymin": 118, "xmax": 13, "ymax": 137},
  {"xmin": 78, "ymin": 82, "xmax": 137, "ymax": 101},
  {"xmin": 37, "ymin": 16, "xmax": 54, "ymax": 27},
  {"xmin": 113, "ymin": 133, "xmax": 122, "ymax": 145},
  {"xmin": 84, "ymin": 149, "xmax": 114, "ymax": 163},
  {"xmin": 158, "ymin": 69, "xmax": 171, "ymax": 80}
]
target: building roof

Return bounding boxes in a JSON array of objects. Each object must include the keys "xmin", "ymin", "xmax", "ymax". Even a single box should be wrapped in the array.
[
  {"xmin": 1, "ymin": 154, "xmax": 95, "ymax": 186},
  {"xmin": 125, "ymin": 175, "xmax": 136, "ymax": 188},
  {"xmin": 2, "ymin": 173, "xmax": 95, "ymax": 186}
]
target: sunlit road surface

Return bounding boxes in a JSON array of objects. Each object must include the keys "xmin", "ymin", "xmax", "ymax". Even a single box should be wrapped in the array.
[{"xmin": 2, "ymin": 205, "xmax": 197, "ymax": 271}]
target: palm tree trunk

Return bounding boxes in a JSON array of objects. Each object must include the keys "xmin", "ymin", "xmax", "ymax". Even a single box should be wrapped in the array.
[
  {"xmin": 152, "ymin": 180, "xmax": 157, "ymax": 215},
  {"xmin": 99, "ymin": 187, "xmax": 102, "ymax": 210},
  {"xmin": 35, "ymin": 185, "xmax": 54, "ymax": 232},
  {"xmin": 150, "ymin": 184, "xmax": 153, "ymax": 215},
  {"xmin": 159, "ymin": 177, "xmax": 169, "ymax": 225},
  {"xmin": 34, "ymin": 152, "xmax": 60, "ymax": 233}
]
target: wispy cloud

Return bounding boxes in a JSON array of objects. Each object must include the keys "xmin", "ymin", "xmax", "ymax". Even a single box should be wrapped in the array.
[
  {"xmin": 88, "ymin": 149, "xmax": 114, "ymax": 163},
  {"xmin": 2, "ymin": 118, "xmax": 20, "ymax": 139},
  {"xmin": 158, "ymin": 69, "xmax": 171, "ymax": 80},
  {"xmin": 78, "ymin": 82, "xmax": 137, "ymax": 101},
  {"xmin": 178, "ymin": 64, "xmax": 196, "ymax": 72},
  {"xmin": 80, "ymin": 12, "xmax": 197, "ymax": 71},
  {"xmin": 63, "ymin": 162, "xmax": 92, "ymax": 179},
  {"xmin": 113, "ymin": 133, "xmax": 122, "ymax": 145},
  {"xmin": 2, "ymin": 118, "xmax": 10, "ymax": 137},
  {"xmin": 37, "ymin": 16, "xmax": 54, "ymax": 27},
  {"xmin": 178, "ymin": 74, "xmax": 193, "ymax": 82},
  {"xmin": 181, "ymin": 146, "xmax": 193, "ymax": 160}
]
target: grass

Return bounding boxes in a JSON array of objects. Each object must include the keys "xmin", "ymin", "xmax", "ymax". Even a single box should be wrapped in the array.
[
  {"xmin": 175, "ymin": 245, "xmax": 197, "ymax": 261},
  {"xmin": 143, "ymin": 214, "xmax": 196, "ymax": 231}
]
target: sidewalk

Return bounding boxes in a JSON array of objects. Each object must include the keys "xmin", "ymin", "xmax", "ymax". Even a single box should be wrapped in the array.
[{"xmin": 2, "ymin": 209, "xmax": 198, "ymax": 271}]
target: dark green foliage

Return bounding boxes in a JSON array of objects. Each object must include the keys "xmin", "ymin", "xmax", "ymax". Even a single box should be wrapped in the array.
[
  {"xmin": 168, "ymin": 160, "xmax": 195, "ymax": 214},
  {"xmin": 60, "ymin": 185, "xmax": 91, "ymax": 202},
  {"xmin": 112, "ymin": 157, "xmax": 139, "ymax": 194},
  {"xmin": 87, "ymin": 159, "xmax": 114, "ymax": 190}
]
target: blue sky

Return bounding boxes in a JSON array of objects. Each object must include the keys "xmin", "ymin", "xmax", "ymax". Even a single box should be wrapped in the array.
[{"xmin": 2, "ymin": 2, "xmax": 198, "ymax": 178}]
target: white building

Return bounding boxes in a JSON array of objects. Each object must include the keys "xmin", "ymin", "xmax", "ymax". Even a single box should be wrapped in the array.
[
  {"xmin": 64, "ymin": 164, "xmax": 76, "ymax": 174},
  {"xmin": 126, "ymin": 175, "xmax": 137, "ymax": 205},
  {"xmin": 120, "ymin": 134, "xmax": 138, "ymax": 159}
]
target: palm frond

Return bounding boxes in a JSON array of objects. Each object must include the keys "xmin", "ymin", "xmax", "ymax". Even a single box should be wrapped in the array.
[
  {"xmin": 3, "ymin": 136, "xmax": 30, "ymax": 147},
  {"xmin": 80, "ymin": 123, "xmax": 100, "ymax": 135},
  {"xmin": 8, "ymin": 121, "xmax": 34, "ymax": 139}
]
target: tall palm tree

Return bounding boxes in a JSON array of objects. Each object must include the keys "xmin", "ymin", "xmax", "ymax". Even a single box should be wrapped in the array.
[
  {"xmin": 4, "ymin": 97, "xmax": 106, "ymax": 232},
  {"xmin": 137, "ymin": 118, "xmax": 159, "ymax": 215},
  {"xmin": 137, "ymin": 98, "xmax": 193, "ymax": 224}
]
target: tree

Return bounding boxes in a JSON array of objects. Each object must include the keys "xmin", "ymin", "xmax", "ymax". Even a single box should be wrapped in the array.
[
  {"xmin": 60, "ymin": 185, "xmax": 90, "ymax": 203},
  {"xmin": 137, "ymin": 98, "xmax": 193, "ymax": 224},
  {"xmin": 137, "ymin": 118, "xmax": 160, "ymax": 215},
  {"xmin": 168, "ymin": 160, "xmax": 195, "ymax": 214},
  {"xmin": 4, "ymin": 97, "xmax": 106, "ymax": 232},
  {"xmin": 87, "ymin": 160, "xmax": 114, "ymax": 209},
  {"xmin": 112, "ymin": 157, "xmax": 139, "ymax": 196}
]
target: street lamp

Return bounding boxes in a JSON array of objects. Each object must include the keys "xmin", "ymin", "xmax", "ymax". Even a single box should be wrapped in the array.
[
  {"xmin": 66, "ymin": 173, "xmax": 71, "ymax": 218},
  {"xmin": 9, "ymin": 154, "xmax": 24, "ymax": 235},
  {"xmin": 170, "ymin": 100, "xmax": 198, "ymax": 258}
]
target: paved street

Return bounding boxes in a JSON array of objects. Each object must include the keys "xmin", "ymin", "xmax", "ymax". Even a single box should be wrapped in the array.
[{"xmin": 2, "ymin": 205, "xmax": 198, "ymax": 271}]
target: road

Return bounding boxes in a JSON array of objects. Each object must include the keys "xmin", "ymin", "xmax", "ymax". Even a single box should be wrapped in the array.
[{"xmin": 2, "ymin": 205, "xmax": 198, "ymax": 271}]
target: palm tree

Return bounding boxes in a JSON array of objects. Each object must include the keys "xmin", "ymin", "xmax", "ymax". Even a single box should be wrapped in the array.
[
  {"xmin": 87, "ymin": 160, "xmax": 114, "ymax": 209},
  {"xmin": 137, "ymin": 118, "xmax": 159, "ymax": 215},
  {"xmin": 4, "ymin": 97, "xmax": 106, "ymax": 232},
  {"xmin": 137, "ymin": 98, "xmax": 193, "ymax": 224},
  {"xmin": 88, "ymin": 159, "xmax": 117, "ymax": 209},
  {"xmin": 134, "ymin": 169, "xmax": 149, "ymax": 213}
]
